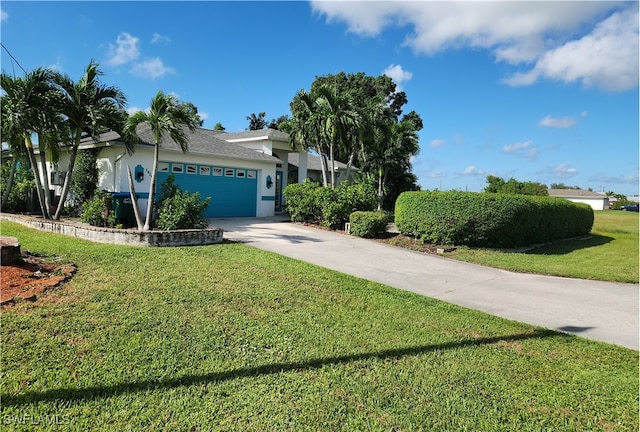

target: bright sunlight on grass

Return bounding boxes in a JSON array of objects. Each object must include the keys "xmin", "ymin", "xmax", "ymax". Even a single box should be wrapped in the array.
[
  {"xmin": 1, "ymin": 221, "xmax": 638, "ymax": 431},
  {"xmin": 448, "ymin": 211, "xmax": 639, "ymax": 283}
]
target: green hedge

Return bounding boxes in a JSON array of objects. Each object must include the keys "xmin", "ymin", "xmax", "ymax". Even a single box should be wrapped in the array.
[
  {"xmin": 349, "ymin": 211, "xmax": 388, "ymax": 238},
  {"xmin": 395, "ymin": 191, "xmax": 594, "ymax": 248},
  {"xmin": 284, "ymin": 180, "xmax": 377, "ymax": 229}
]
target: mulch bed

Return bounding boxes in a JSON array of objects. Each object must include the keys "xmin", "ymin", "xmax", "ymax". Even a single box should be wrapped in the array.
[{"xmin": 1, "ymin": 252, "xmax": 76, "ymax": 306}]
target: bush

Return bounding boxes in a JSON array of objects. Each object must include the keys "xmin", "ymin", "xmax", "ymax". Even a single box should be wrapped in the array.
[
  {"xmin": 395, "ymin": 191, "xmax": 594, "ymax": 248},
  {"xmin": 349, "ymin": 211, "xmax": 388, "ymax": 238},
  {"xmin": 1, "ymin": 160, "xmax": 34, "ymax": 213},
  {"xmin": 284, "ymin": 180, "xmax": 378, "ymax": 229},
  {"xmin": 155, "ymin": 174, "xmax": 211, "ymax": 230},
  {"xmin": 81, "ymin": 191, "xmax": 116, "ymax": 227}
]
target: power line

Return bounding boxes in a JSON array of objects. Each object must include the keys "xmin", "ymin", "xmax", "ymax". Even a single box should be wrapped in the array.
[{"xmin": 1, "ymin": 42, "xmax": 27, "ymax": 74}]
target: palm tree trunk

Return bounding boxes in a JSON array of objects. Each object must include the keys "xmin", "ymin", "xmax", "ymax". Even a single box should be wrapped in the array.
[
  {"xmin": 377, "ymin": 167, "xmax": 384, "ymax": 211},
  {"xmin": 53, "ymin": 130, "xmax": 81, "ymax": 220},
  {"xmin": 143, "ymin": 143, "xmax": 160, "ymax": 231},
  {"xmin": 24, "ymin": 136, "xmax": 50, "ymax": 218},
  {"xmin": 127, "ymin": 165, "xmax": 144, "ymax": 230},
  {"xmin": 1, "ymin": 158, "xmax": 18, "ymax": 209},
  {"xmin": 38, "ymin": 149, "xmax": 53, "ymax": 215},
  {"xmin": 329, "ymin": 142, "xmax": 336, "ymax": 188}
]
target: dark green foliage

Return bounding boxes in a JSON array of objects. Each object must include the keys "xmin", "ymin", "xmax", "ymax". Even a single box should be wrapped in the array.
[
  {"xmin": 81, "ymin": 190, "xmax": 116, "ymax": 227},
  {"xmin": 349, "ymin": 211, "xmax": 388, "ymax": 238},
  {"xmin": 485, "ymin": 175, "xmax": 548, "ymax": 196},
  {"xmin": 71, "ymin": 148, "xmax": 99, "ymax": 205},
  {"xmin": 395, "ymin": 191, "xmax": 594, "ymax": 248},
  {"xmin": 155, "ymin": 174, "xmax": 211, "ymax": 230},
  {"xmin": 1, "ymin": 160, "xmax": 34, "ymax": 213},
  {"xmin": 284, "ymin": 179, "xmax": 377, "ymax": 229}
]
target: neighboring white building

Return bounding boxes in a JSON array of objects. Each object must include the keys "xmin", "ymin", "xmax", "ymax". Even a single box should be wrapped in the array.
[
  {"xmin": 42, "ymin": 126, "xmax": 309, "ymax": 218},
  {"xmin": 287, "ymin": 152, "xmax": 357, "ymax": 185},
  {"xmin": 548, "ymin": 189, "xmax": 609, "ymax": 210}
]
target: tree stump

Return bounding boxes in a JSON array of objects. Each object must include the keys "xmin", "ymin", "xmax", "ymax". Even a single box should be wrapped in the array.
[{"xmin": 0, "ymin": 237, "xmax": 22, "ymax": 266}]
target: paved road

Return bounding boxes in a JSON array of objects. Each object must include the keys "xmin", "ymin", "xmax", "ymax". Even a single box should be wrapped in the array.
[{"xmin": 210, "ymin": 217, "xmax": 639, "ymax": 350}]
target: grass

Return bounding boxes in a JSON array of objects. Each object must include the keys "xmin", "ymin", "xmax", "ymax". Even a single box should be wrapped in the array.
[
  {"xmin": 1, "ymin": 221, "xmax": 638, "ymax": 431},
  {"xmin": 445, "ymin": 211, "xmax": 639, "ymax": 283}
]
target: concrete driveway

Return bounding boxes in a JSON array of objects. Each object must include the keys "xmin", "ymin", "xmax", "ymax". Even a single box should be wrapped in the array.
[{"xmin": 210, "ymin": 217, "xmax": 639, "ymax": 350}]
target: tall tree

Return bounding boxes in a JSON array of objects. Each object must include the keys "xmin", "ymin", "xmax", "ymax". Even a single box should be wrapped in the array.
[
  {"xmin": 287, "ymin": 90, "xmax": 330, "ymax": 186},
  {"xmin": 51, "ymin": 60, "xmax": 128, "ymax": 219},
  {"xmin": 314, "ymin": 84, "xmax": 361, "ymax": 188},
  {"xmin": 1, "ymin": 68, "xmax": 62, "ymax": 218},
  {"xmin": 123, "ymin": 91, "xmax": 200, "ymax": 231},
  {"xmin": 213, "ymin": 122, "xmax": 226, "ymax": 131},
  {"xmin": 246, "ymin": 112, "xmax": 267, "ymax": 130}
]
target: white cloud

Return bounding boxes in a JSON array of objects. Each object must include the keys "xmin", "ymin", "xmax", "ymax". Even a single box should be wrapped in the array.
[
  {"xmin": 588, "ymin": 173, "xmax": 640, "ymax": 185},
  {"xmin": 549, "ymin": 163, "xmax": 578, "ymax": 179},
  {"xmin": 503, "ymin": 7, "xmax": 639, "ymax": 91},
  {"xmin": 107, "ymin": 32, "xmax": 140, "ymax": 66},
  {"xmin": 382, "ymin": 64, "xmax": 413, "ymax": 90},
  {"xmin": 311, "ymin": 1, "xmax": 637, "ymax": 92},
  {"xmin": 151, "ymin": 32, "xmax": 171, "ymax": 44},
  {"xmin": 502, "ymin": 140, "xmax": 538, "ymax": 159},
  {"xmin": 538, "ymin": 115, "xmax": 577, "ymax": 128},
  {"xmin": 430, "ymin": 139, "xmax": 446, "ymax": 148},
  {"xmin": 1, "ymin": 8, "xmax": 8, "ymax": 22},
  {"xmin": 131, "ymin": 58, "xmax": 176, "ymax": 80},
  {"xmin": 462, "ymin": 165, "xmax": 485, "ymax": 176}
]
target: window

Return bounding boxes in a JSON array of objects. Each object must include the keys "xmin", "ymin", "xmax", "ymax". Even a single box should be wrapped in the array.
[
  {"xmin": 225, "ymin": 168, "xmax": 235, "ymax": 177},
  {"xmin": 172, "ymin": 164, "xmax": 184, "ymax": 174},
  {"xmin": 200, "ymin": 166, "xmax": 211, "ymax": 176},
  {"xmin": 186, "ymin": 164, "xmax": 197, "ymax": 174},
  {"xmin": 212, "ymin": 167, "xmax": 223, "ymax": 176},
  {"xmin": 236, "ymin": 170, "xmax": 246, "ymax": 178},
  {"xmin": 247, "ymin": 170, "xmax": 256, "ymax": 179},
  {"xmin": 158, "ymin": 162, "xmax": 169, "ymax": 172}
]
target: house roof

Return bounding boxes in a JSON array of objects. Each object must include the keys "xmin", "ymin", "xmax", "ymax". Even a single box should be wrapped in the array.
[
  {"xmin": 80, "ymin": 125, "xmax": 280, "ymax": 163},
  {"xmin": 548, "ymin": 189, "xmax": 607, "ymax": 199},
  {"xmin": 288, "ymin": 152, "xmax": 355, "ymax": 172},
  {"xmin": 218, "ymin": 128, "xmax": 290, "ymax": 143}
]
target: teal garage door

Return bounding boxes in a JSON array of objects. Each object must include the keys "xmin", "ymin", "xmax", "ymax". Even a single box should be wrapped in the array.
[{"xmin": 156, "ymin": 162, "xmax": 257, "ymax": 217}]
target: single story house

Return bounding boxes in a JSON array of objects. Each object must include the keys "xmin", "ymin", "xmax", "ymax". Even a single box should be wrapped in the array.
[
  {"xmin": 548, "ymin": 189, "xmax": 609, "ymax": 210},
  {"xmin": 42, "ymin": 126, "xmax": 311, "ymax": 218}
]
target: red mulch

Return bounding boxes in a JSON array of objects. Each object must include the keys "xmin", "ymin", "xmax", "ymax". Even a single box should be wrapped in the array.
[{"xmin": 1, "ymin": 253, "xmax": 76, "ymax": 306}]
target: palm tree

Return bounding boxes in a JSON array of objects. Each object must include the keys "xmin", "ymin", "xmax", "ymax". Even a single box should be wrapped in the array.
[
  {"xmin": 314, "ymin": 84, "xmax": 361, "ymax": 188},
  {"xmin": 1, "ymin": 68, "xmax": 62, "ymax": 218},
  {"xmin": 123, "ymin": 91, "xmax": 200, "ymax": 231},
  {"xmin": 52, "ymin": 60, "xmax": 128, "ymax": 220},
  {"xmin": 287, "ymin": 89, "xmax": 330, "ymax": 186}
]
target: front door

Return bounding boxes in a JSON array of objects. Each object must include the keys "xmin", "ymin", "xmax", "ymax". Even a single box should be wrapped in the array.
[{"xmin": 275, "ymin": 170, "xmax": 283, "ymax": 212}]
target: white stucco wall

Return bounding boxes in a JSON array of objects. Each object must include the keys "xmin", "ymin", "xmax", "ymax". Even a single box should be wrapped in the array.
[{"xmin": 565, "ymin": 197, "xmax": 608, "ymax": 211}]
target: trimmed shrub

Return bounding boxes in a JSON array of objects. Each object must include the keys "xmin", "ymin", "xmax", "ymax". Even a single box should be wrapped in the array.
[
  {"xmin": 349, "ymin": 211, "xmax": 388, "ymax": 238},
  {"xmin": 395, "ymin": 191, "xmax": 594, "ymax": 248},
  {"xmin": 156, "ymin": 190, "xmax": 210, "ymax": 230},
  {"xmin": 284, "ymin": 180, "xmax": 377, "ymax": 229}
]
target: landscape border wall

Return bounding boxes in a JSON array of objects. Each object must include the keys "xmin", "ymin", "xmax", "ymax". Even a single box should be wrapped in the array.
[{"xmin": 0, "ymin": 214, "xmax": 223, "ymax": 247}]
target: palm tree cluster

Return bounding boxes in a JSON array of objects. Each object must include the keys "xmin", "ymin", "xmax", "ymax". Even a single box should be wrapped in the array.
[
  {"xmin": 1, "ymin": 62, "xmax": 200, "ymax": 231},
  {"xmin": 2, "ymin": 61, "xmax": 128, "ymax": 220},
  {"xmin": 282, "ymin": 72, "xmax": 422, "ymax": 210}
]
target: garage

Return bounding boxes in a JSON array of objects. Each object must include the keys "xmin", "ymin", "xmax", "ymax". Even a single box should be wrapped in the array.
[{"xmin": 156, "ymin": 162, "xmax": 258, "ymax": 217}]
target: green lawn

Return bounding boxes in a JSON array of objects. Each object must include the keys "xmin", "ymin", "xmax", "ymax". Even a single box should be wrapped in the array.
[
  {"xmin": 448, "ymin": 211, "xmax": 639, "ymax": 283},
  {"xmin": 1, "ymin": 221, "xmax": 638, "ymax": 431}
]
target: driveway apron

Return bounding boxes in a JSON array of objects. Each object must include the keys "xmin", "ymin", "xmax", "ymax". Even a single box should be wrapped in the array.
[{"xmin": 210, "ymin": 217, "xmax": 639, "ymax": 350}]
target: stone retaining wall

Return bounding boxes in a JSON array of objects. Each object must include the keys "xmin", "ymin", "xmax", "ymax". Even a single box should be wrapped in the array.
[{"xmin": 0, "ymin": 214, "xmax": 223, "ymax": 247}]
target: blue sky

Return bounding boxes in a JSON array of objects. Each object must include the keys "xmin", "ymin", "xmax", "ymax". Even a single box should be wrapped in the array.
[{"xmin": 1, "ymin": 1, "xmax": 638, "ymax": 195}]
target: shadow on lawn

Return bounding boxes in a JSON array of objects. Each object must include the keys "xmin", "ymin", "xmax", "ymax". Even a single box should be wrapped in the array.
[
  {"xmin": 3, "ymin": 329, "xmax": 568, "ymax": 407},
  {"xmin": 525, "ymin": 234, "xmax": 613, "ymax": 255}
]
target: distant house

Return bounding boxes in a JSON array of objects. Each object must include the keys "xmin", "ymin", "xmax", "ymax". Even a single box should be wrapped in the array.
[{"xmin": 548, "ymin": 189, "xmax": 609, "ymax": 210}]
